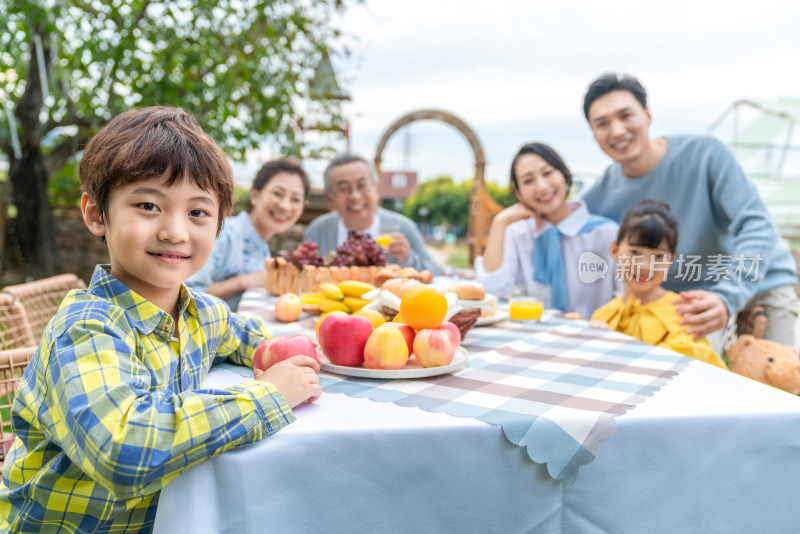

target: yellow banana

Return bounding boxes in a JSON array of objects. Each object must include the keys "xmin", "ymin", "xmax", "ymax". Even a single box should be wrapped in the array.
[
  {"xmin": 318, "ymin": 297, "xmax": 350, "ymax": 314},
  {"xmin": 342, "ymin": 296, "xmax": 370, "ymax": 312},
  {"xmin": 338, "ymin": 280, "xmax": 377, "ymax": 298},
  {"xmin": 319, "ymin": 282, "xmax": 344, "ymax": 301}
]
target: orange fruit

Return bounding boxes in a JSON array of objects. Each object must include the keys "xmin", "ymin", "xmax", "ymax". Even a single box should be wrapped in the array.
[
  {"xmin": 399, "ymin": 285, "xmax": 447, "ymax": 330},
  {"xmin": 353, "ymin": 308, "xmax": 387, "ymax": 328},
  {"xmin": 392, "ymin": 311, "xmax": 405, "ymax": 323}
]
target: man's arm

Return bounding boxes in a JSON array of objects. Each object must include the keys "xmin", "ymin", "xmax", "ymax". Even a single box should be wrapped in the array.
[
  {"xmin": 676, "ymin": 138, "xmax": 785, "ymax": 336},
  {"xmin": 387, "ymin": 214, "xmax": 443, "ymax": 275}
]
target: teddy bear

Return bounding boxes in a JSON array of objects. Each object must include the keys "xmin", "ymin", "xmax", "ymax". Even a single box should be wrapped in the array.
[{"xmin": 726, "ymin": 335, "xmax": 800, "ymax": 395}]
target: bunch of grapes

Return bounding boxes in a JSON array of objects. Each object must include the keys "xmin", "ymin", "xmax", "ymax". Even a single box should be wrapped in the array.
[
  {"xmin": 328, "ymin": 230, "xmax": 387, "ymax": 267},
  {"xmin": 290, "ymin": 240, "xmax": 325, "ymax": 266}
]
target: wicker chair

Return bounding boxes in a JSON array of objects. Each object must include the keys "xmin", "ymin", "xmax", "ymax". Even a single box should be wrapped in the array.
[
  {"xmin": 0, "ymin": 274, "xmax": 85, "ymax": 463},
  {"xmin": 0, "ymin": 292, "xmax": 35, "ymax": 351},
  {"xmin": 2, "ymin": 273, "xmax": 86, "ymax": 343},
  {"xmin": 0, "ymin": 295, "xmax": 38, "ymax": 462},
  {"xmin": 0, "ymin": 346, "xmax": 36, "ymax": 460}
]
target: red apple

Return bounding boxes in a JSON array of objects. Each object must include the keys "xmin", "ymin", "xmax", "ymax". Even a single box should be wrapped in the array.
[
  {"xmin": 413, "ymin": 327, "xmax": 458, "ymax": 368},
  {"xmin": 379, "ymin": 322, "xmax": 415, "ymax": 355},
  {"xmin": 318, "ymin": 313, "xmax": 374, "ymax": 367},
  {"xmin": 254, "ymin": 335, "xmax": 319, "ymax": 373}
]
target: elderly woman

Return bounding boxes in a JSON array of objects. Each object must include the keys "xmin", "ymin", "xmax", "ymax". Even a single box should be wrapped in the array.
[{"xmin": 187, "ymin": 157, "xmax": 310, "ymax": 310}]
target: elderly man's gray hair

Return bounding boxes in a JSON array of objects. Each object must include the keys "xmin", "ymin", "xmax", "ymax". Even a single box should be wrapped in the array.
[{"xmin": 323, "ymin": 153, "xmax": 378, "ymax": 192}]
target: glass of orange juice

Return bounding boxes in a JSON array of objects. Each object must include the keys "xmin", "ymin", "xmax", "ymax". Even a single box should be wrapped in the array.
[
  {"xmin": 375, "ymin": 234, "xmax": 394, "ymax": 248},
  {"xmin": 508, "ymin": 286, "xmax": 543, "ymax": 321}
]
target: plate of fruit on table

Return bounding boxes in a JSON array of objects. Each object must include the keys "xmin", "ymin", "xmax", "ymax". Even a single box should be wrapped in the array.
[{"xmin": 316, "ymin": 284, "xmax": 469, "ymax": 379}]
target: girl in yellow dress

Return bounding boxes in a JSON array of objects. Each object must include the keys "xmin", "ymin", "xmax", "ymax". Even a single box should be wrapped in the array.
[{"xmin": 591, "ymin": 200, "xmax": 728, "ymax": 368}]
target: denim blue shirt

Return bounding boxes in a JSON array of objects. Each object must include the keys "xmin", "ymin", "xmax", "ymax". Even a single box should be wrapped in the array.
[{"xmin": 186, "ymin": 211, "xmax": 271, "ymax": 310}]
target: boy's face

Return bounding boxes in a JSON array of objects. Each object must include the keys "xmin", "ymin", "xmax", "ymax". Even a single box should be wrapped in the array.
[
  {"xmin": 587, "ymin": 90, "xmax": 652, "ymax": 167},
  {"xmin": 82, "ymin": 174, "xmax": 219, "ymax": 310}
]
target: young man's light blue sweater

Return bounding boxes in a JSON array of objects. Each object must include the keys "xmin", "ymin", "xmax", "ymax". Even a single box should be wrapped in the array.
[{"xmin": 581, "ymin": 135, "xmax": 797, "ymax": 315}]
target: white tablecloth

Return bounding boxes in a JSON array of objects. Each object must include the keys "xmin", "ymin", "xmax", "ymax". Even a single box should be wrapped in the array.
[{"xmin": 154, "ymin": 357, "xmax": 800, "ymax": 533}]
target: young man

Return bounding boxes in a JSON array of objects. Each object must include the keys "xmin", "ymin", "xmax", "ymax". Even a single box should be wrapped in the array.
[
  {"xmin": 0, "ymin": 107, "xmax": 321, "ymax": 532},
  {"xmin": 580, "ymin": 73, "xmax": 799, "ymax": 348},
  {"xmin": 303, "ymin": 153, "xmax": 442, "ymax": 275}
]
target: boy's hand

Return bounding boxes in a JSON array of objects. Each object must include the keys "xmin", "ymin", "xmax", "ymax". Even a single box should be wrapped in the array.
[{"xmin": 255, "ymin": 355, "xmax": 322, "ymax": 407}]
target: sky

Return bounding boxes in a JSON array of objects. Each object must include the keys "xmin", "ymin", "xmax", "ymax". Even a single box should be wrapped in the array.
[{"xmin": 291, "ymin": 0, "xmax": 800, "ymax": 190}]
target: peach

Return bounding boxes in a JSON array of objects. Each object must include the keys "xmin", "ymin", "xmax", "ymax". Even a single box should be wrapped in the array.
[
  {"xmin": 274, "ymin": 293, "xmax": 302, "ymax": 322},
  {"xmin": 413, "ymin": 327, "xmax": 458, "ymax": 368},
  {"xmin": 353, "ymin": 308, "xmax": 387, "ymax": 328},
  {"xmin": 254, "ymin": 335, "xmax": 319, "ymax": 373},
  {"xmin": 364, "ymin": 324, "xmax": 410, "ymax": 370},
  {"xmin": 379, "ymin": 322, "xmax": 415, "ymax": 355},
  {"xmin": 440, "ymin": 321, "xmax": 461, "ymax": 345},
  {"xmin": 318, "ymin": 313, "xmax": 374, "ymax": 367}
]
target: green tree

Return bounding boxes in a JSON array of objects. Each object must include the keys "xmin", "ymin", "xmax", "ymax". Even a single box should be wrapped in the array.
[
  {"xmin": 0, "ymin": 0, "xmax": 348, "ymax": 276},
  {"xmin": 403, "ymin": 175, "xmax": 471, "ymax": 233},
  {"xmin": 402, "ymin": 177, "xmax": 517, "ymax": 236},
  {"xmin": 486, "ymin": 180, "xmax": 516, "ymax": 208}
]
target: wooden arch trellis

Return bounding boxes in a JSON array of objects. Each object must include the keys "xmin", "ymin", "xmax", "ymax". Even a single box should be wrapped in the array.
[{"xmin": 373, "ymin": 109, "xmax": 502, "ymax": 263}]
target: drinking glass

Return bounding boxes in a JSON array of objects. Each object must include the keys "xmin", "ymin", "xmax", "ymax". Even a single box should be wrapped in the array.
[{"xmin": 508, "ymin": 285, "xmax": 543, "ymax": 322}]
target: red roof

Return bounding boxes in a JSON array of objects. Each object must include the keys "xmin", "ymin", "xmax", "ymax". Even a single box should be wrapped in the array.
[{"xmin": 380, "ymin": 171, "xmax": 418, "ymax": 199}]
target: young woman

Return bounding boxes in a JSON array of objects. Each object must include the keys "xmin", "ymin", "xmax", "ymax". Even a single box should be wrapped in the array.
[
  {"xmin": 187, "ymin": 157, "xmax": 310, "ymax": 310},
  {"xmin": 591, "ymin": 200, "xmax": 727, "ymax": 368},
  {"xmin": 476, "ymin": 142, "xmax": 620, "ymax": 318}
]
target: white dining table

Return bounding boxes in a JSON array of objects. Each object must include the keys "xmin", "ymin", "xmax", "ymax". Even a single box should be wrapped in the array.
[{"xmin": 153, "ymin": 290, "xmax": 800, "ymax": 534}]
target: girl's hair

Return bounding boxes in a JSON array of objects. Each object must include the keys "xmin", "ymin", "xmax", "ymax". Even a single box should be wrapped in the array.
[
  {"xmin": 509, "ymin": 142, "xmax": 573, "ymax": 193},
  {"xmin": 617, "ymin": 200, "xmax": 679, "ymax": 253}
]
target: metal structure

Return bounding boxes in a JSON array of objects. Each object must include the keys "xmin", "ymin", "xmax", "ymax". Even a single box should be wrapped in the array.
[
  {"xmin": 373, "ymin": 109, "xmax": 502, "ymax": 262},
  {"xmin": 706, "ymin": 98, "xmax": 800, "ymax": 180}
]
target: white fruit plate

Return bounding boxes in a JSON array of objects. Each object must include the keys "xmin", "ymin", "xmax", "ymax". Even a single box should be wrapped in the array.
[
  {"xmin": 475, "ymin": 310, "xmax": 509, "ymax": 326},
  {"xmin": 321, "ymin": 347, "xmax": 468, "ymax": 379}
]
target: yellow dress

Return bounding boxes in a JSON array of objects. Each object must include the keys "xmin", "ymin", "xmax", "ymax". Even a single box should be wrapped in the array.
[{"xmin": 591, "ymin": 291, "xmax": 728, "ymax": 369}]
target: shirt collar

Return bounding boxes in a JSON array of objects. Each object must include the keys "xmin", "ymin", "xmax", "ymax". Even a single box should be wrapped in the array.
[
  {"xmin": 540, "ymin": 200, "xmax": 589, "ymax": 237},
  {"xmin": 337, "ymin": 212, "xmax": 382, "ymax": 244},
  {"xmin": 88, "ymin": 265, "xmax": 195, "ymax": 337}
]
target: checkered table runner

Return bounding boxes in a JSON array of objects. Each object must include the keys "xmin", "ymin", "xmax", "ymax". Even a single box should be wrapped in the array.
[{"xmin": 237, "ymin": 289, "xmax": 688, "ymax": 481}]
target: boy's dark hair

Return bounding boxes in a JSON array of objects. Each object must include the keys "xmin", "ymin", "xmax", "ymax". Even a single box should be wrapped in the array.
[
  {"xmin": 79, "ymin": 106, "xmax": 234, "ymax": 234},
  {"xmin": 249, "ymin": 157, "xmax": 311, "ymax": 213},
  {"xmin": 617, "ymin": 199, "xmax": 678, "ymax": 253},
  {"xmin": 583, "ymin": 73, "xmax": 648, "ymax": 121},
  {"xmin": 509, "ymin": 142, "xmax": 573, "ymax": 194}
]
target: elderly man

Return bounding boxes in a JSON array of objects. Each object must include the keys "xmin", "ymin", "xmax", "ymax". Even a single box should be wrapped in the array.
[
  {"xmin": 303, "ymin": 153, "xmax": 442, "ymax": 274},
  {"xmin": 580, "ymin": 73, "xmax": 799, "ymax": 348}
]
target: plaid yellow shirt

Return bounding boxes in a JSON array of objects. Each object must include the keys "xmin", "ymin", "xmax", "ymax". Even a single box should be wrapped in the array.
[{"xmin": 0, "ymin": 265, "xmax": 294, "ymax": 533}]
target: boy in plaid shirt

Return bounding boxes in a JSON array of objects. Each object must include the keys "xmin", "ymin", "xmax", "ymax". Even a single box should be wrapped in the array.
[{"xmin": 0, "ymin": 107, "xmax": 321, "ymax": 532}]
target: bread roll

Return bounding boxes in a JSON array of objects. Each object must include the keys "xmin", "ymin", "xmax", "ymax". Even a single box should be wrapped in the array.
[{"xmin": 450, "ymin": 283, "xmax": 486, "ymax": 301}]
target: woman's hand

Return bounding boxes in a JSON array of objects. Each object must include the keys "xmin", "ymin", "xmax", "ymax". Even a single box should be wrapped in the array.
[
  {"xmin": 482, "ymin": 203, "xmax": 540, "ymax": 272},
  {"xmin": 495, "ymin": 203, "xmax": 539, "ymax": 227}
]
